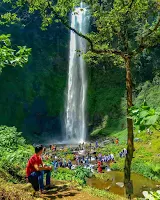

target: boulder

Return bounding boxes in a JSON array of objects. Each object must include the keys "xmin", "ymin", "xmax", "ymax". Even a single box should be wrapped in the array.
[{"xmin": 116, "ymin": 182, "xmax": 124, "ymax": 188}]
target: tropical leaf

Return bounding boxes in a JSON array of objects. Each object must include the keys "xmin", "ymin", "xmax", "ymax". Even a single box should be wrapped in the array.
[
  {"xmin": 139, "ymin": 110, "xmax": 149, "ymax": 118},
  {"xmin": 145, "ymin": 115, "xmax": 159, "ymax": 126}
]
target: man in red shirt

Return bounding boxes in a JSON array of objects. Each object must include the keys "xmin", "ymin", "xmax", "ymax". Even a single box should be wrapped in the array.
[{"xmin": 26, "ymin": 144, "xmax": 52, "ymax": 194}]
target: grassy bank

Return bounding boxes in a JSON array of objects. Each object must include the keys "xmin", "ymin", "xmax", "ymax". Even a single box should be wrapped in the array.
[
  {"xmin": 0, "ymin": 177, "xmax": 40, "ymax": 200},
  {"xmin": 83, "ymin": 186, "xmax": 126, "ymax": 200},
  {"xmin": 96, "ymin": 129, "xmax": 160, "ymax": 182}
]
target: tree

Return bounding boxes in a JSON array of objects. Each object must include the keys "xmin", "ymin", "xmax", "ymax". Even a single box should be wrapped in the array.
[
  {"xmin": 3, "ymin": 0, "xmax": 160, "ymax": 198},
  {"xmin": 0, "ymin": 1, "xmax": 31, "ymax": 73}
]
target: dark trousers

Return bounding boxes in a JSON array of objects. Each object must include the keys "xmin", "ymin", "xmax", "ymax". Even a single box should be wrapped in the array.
[{"xmin": 28, "ymin": 170, "xmax": 51, "ymax": 191}]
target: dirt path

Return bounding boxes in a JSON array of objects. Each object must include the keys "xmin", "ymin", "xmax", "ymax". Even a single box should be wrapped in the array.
[{"xmin": 42, "ymin": 183, "xmax": 103, "ymax": 200}]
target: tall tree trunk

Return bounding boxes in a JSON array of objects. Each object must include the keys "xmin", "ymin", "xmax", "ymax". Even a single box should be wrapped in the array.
[{"xmin": 124, "ymin": 56, "xmax": 134, "ymax": 199}]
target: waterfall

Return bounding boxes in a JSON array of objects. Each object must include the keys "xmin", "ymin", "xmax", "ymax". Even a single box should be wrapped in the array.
[{"xmin": 65, "ymin": 3, "xmax": 89, "ymax": 143}]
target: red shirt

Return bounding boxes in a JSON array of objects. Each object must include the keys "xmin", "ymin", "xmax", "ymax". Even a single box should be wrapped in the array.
[
  {"xmin": 26, "ymin": 154, "xmax": 43, "ymax": 177},
  {"xmin": 98, "ymin": 161, "xmax": 102, "ymax": 173}
]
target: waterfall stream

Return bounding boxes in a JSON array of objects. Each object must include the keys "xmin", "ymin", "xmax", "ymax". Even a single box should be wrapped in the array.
[{"xmin": 65, "ymin": 3, "xmax": 89, "ymax": 143}]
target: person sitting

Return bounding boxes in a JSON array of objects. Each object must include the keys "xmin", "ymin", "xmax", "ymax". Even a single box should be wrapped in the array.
[{"xmin": 26, "ymin": 144, "xmax": 52, "ymax": 194}]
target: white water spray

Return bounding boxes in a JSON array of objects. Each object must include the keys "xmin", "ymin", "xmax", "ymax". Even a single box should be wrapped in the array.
[{"xmin": 65, "ymin": 3, "xmax": 89, "ymax": 143}]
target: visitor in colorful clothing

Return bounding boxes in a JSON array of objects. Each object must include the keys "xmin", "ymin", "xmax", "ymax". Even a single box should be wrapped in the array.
[
  {"xmin": 26, "ymin": 144, "xmax": 52, "ymax": 194},
  {"xmin": 97, "ymin": 160, "xmax": 103, "ymax": 173}
]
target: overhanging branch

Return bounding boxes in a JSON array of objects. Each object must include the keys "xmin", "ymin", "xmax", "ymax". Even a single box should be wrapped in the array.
[
  {"xmin": 54, "ymin": 13, "xmax": 124, "ymax": 57},
  {"xmin": 46, "ymin": 0, "xmax": 125, "ymax": 57}
]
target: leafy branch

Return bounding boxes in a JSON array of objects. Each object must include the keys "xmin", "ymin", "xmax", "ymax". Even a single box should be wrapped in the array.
[
  {"xmin": 134, "ymin": 16, "xmax": 160, "ymax": 55},
  {"xmin": 0, "ymin": 34, "xmax": 31, "ymax": 72}
]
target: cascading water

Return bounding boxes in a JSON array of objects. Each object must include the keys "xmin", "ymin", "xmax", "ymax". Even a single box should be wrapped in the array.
[{"xmin": 65, "ymin": 3, "xmax": 89, "ymax": 143}]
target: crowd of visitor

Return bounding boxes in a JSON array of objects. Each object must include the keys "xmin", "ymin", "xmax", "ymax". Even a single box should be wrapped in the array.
[{"xmin": 26, "ymin": 137, "xmax": 128, "ymax": 194}]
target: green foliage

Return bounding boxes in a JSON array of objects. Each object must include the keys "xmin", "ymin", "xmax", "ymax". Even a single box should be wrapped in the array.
[
  {"xmin": 0, "ymin": 126, "xmax": 33, "ymax": 181},
  {"xmin": 74, "ymin": 166, "xmax": 92, "ymax": 184},
  {"xmin": 150, "ymin": 164, "xmax": 160, "ymax": 177},
  {"xmin": 94, "ymin": 172, "xmax": 110, "ymax": 181},
  {"xmin": 0, "ymin": 13, "xmax": 20, "ymax": 25},
  {"xmin": 40, "ymin": 72, "xmax": 67, "ymax": 116},
  {"xmin": 5, "ymin": 0, "xmax": 160, "ymax": 55},
  {"xmin": 65, "ymin": 153, "xmax": 74, "ymax": 161},
  {"xmin": 131, "ymin": 159, "xmax": 157, "ymax": 180},
  {"xmin": 0, "ymin": 126, "xmax": 25, "ymax": 152},
  {"xmin": 135, "ymin": 77, "xmax": 160, "ymax": 112},
  {"xmin": 0, "ymin": 1, "xmax": 68, "ymax": 134},
  {"xmin": 88, "ymin": 65, "xmax": 126, "ymax": 136},
  {"xmin": 129, "ymin": 101, "xmax": 160, "ymax": 130},
  {"xmin": 0, "ymin": 1, "xmax": 31, "ymax": 72},
  {"xmin": 143, "ymin": 190, "xmax": 160, "ymax": 200},
  {"xmin": 0, "ymin": 0, "xmax": 78, "ymax": 30},
  {"xmin": 52, "ymin": 167, "xmax": 74, "ymax": 181},
  {"xmin": 0, "ymin": 34, "xmax": 31, "ymax": 72},
  {"xmin": 53, "ymin": 166, "xmax": 92, "ymax": 185}
]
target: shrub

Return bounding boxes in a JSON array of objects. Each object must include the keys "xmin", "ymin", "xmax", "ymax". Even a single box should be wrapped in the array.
[
  {"xmin": 0, "ymin": 126, "xmax": 34, "ymax": 181},
  {"xmin": 52, "ymin": 166, "xmax": 92, "ymax": 186},
  {"xmin": 0, "ymin": 126, "xmax": 25, "ymax": 153},
  {"xmin": 143, "ymin": 190, "xmax": 160, "ymax": 200},
  {"xmin": 65, "ymin": 154, "xmax": 74, "ymax": 161}
]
